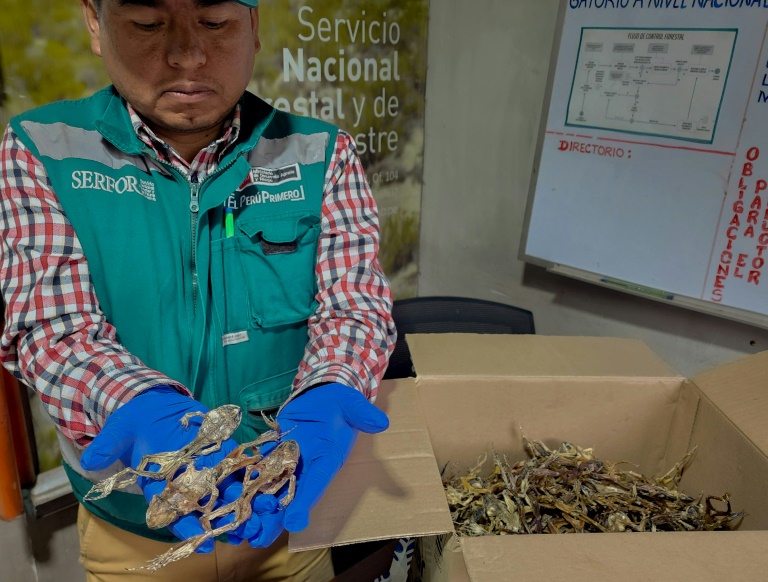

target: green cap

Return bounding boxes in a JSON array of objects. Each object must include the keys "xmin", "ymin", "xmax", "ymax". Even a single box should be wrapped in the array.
[{"xmin": 236, "ymin": 0, "xmax": 258, "ymax": 5}]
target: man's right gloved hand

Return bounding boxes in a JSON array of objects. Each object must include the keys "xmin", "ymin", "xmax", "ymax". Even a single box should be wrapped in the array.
[{"xmin": 79, "ymin": 386, "xmax": 246, "ymax": 553}]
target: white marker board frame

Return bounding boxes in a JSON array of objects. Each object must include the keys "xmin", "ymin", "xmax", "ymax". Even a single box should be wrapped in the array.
[{"xmin": 522, "ymin": 1, "xmax": 768, "ymax": 329}]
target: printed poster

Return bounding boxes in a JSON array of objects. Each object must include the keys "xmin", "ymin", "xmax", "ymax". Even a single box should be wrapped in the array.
[{"xmin": 252, "ymin": 0, "xmax": 428, "ymax": 298}]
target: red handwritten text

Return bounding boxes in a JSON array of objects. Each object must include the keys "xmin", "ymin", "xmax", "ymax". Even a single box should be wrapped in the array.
[
  {"xmin": 712, "ymin": 147, "xmax": 765, "ymax": 303},
  {"xmin": 558, "ymin": 140, "xmax": 626, "ymax": 159}
]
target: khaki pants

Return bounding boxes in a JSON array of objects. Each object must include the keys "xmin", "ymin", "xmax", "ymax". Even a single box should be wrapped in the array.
[{"xmin": 77, "ymin": 505, "xmax": 334, "ymax": 582}]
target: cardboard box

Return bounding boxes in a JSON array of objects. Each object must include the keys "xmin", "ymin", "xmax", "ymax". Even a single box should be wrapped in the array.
[{"xmin": 291, "ymin": 334, "xmax": 768, "ymax": 581}]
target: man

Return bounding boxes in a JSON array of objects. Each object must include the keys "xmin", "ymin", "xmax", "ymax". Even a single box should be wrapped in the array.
[{"xmin": 0, "ymin": 0, "xmax": 396, "ymax": 579}]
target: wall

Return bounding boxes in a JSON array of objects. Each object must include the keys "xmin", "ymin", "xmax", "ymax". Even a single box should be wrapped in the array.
[{"xmin": 418, "ymin": 0, "xmax": 768, "ymax": 378}]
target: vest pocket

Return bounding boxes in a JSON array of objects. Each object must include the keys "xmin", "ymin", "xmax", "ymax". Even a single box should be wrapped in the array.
[
  {"xmin": 236, "ymin": 212, "xmax": 321, "ymax": 328},
  {"xmin": 240, "ymin": 369, "xmax": 294, "ymax": 435}
]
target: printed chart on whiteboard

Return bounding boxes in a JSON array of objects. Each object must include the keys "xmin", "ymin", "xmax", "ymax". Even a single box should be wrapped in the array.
[
  {"xmin": 567, "ymin": 28, "xmax": 737, "ymax": 143},
  {"xmin": 523, "ymin": 3, "xmax": 768, "ymax": 327}
]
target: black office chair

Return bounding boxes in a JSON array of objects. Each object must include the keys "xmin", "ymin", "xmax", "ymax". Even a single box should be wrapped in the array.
[{"xmin": 383, "ymin": 296, "xmax": 535, "ymax": 380}]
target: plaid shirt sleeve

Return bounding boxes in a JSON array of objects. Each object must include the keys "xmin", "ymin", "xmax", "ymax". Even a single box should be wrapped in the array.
[
  {"xmin": 0, "ymin": 126, "xmax": 190, "ymax": 448},
  {"xmin": 293, "ymin": 131, "xmax": 397, "ymax": 401}
]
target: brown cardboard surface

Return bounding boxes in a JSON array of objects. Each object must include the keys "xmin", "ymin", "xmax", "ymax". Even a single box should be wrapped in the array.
[
  {"xmin": 417, "ymin": 376, "xmax": 684, "ymax": 478},
  {"xmin": 289, "ymin": 335, "xmax": 768, "ymax": 581},
  {"xmin": 407, "ymin": 334, "xmax": 680, "ymax": 379},
  {"xmin": 410, "ymin": 337, "xmax": 768, "ymax": 581},
  {"xmin": 660, "ymin": 380, "xmax": 701, "ymax": 474},
  {"xmin": 680, "ymin": 391, "xmax": 768, "ymax": 530},
  {"xmin": 459, "ymin": 531, "xmax": 768, "ymax": 581},
  {"xmin": 690, "ymin": 350, "xmax": 768, "ymax": 458},
  {"xmin": 289, "ymin": 379, "xmax": 453, "ymax": 552}
]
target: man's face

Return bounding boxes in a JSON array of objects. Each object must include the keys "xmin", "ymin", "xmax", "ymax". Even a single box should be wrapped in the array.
[{"xmin": 81, "ymin": 0, "xmax": 260, "ymax": 139}]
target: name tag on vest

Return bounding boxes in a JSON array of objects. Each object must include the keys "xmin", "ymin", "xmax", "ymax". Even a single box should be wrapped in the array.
[
  {"xmin": 222, "ymin": 331, "xmax": 250, "ymax": 347},
  {"xmin": 251, "ymin": 164, "xmax": 301, "ymax": 185}
]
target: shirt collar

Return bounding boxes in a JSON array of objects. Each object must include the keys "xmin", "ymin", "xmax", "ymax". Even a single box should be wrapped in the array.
[{"xmin": 126, "ymin": 102, "xmax": 242, "ymax": 164}]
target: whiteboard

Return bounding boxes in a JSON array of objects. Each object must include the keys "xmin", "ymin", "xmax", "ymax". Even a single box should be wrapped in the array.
[{"xmin": 522, "ymin": 1, "xmax": 768, "ymax": 329}]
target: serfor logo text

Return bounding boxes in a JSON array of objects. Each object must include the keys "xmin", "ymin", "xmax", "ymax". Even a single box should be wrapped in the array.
[{"xmin": 71, "ymin": 170, "xmax": 156, "ymax": 201}]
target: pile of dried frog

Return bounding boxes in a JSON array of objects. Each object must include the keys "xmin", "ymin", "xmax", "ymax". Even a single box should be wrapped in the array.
[
  {"xmin": 85, "ymin": 405, "xmax": 298, "ymax": 571},
  {"xmin": 443, "ymin": 438, "xmax": 744, "ymax": 536}
]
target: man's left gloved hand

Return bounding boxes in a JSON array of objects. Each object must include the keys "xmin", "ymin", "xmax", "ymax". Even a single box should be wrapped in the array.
[
  {"xmin": 228, "ymin": 382, "xmax": 389, "ymax": 548},
  {"xmin": 79, "ymin": 386, "xmax": 247, "ymax": 553}
]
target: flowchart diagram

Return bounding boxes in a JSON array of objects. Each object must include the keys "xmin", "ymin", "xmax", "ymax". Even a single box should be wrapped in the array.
[{"xmin": 566, "ymin": 28, "xmax": 737, "ymax": 143}]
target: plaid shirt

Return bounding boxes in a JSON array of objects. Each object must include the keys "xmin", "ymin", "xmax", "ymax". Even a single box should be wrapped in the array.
[{"xmin": 0, "ymin": 103, "xmax": 395, "ymax": 447}]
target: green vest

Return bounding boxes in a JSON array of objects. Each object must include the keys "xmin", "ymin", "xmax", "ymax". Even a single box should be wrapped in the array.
[{"xmin": 11, "ymin": 86, "xmax": 338, "ymax": 541}]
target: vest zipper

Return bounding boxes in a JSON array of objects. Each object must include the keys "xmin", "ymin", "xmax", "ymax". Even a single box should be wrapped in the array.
[
  {"xmin": 145, "ymin": 152, "xmax": 239, "ymax": 322},
  {"xmin": 189, "ymin": 180, "xmax": 201, "ymax": 313},
  {"xmin": 140, "ymin": 154, "xmax": 201, "ymax": 319},
  {"xmin": 187, "ymin": 158, "xmax": 239, "ymax": 397}
]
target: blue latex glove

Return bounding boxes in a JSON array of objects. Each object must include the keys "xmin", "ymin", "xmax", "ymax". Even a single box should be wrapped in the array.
[
  {"xmin": 80, "ymin": 386, "xmax": 245, "ymax": 553},
  {"xmin": 233, "ymin": 382, "xmax": 389, "ymax": 548}
]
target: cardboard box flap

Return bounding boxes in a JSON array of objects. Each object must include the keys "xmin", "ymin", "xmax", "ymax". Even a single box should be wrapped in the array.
[
  {"xmin": 407, "ymin": 334, "xmax": 680, "ymax": 379},
  {"xmin": 689, "ymin": 350, "xmax": 768, "ymax": 458},
  {"xmin": 289, "ymin": 379, "xmax": 454, "ymax": 552},
  {"xmin": 459, "ymin": 532, "xmax": 768, "ymax": 581}
]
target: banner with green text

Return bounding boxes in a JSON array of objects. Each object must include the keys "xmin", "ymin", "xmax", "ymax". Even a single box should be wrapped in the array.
[{"xmin": 251, "ymin": 1, "xmax": 428, "ymax": 297}]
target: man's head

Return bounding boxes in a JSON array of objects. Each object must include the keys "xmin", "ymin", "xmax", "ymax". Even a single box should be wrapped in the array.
[
  {"xmin": 91, "ymin": 0, "xmax": 258, "ymax": 15},
  {"xmin": 81, "ymin": 0, "xmax": 261, "ymax": 153}
]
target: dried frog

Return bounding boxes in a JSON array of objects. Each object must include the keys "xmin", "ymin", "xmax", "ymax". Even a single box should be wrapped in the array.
[
  {"xmin": 132, "ymin": 439, "xmax": 300, "ymax": 572},
  {"xmin": 144, "ymin": 419, "xmax": 284, "ymax": 530},
  {"xmin": 84, "ymin": 404, "xmax": 301, "ymax": 572},
  {"xmin": 85, "ymin": 404, "xmax": 243, "ymax": 501}
]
